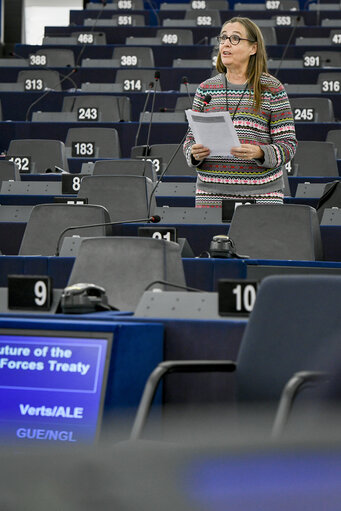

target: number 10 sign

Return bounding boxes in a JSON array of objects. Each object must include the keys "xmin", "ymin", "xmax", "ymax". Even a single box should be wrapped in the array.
[{"xmin": 218, "ymin": 279, "xmax": 258, "ymax": 316}]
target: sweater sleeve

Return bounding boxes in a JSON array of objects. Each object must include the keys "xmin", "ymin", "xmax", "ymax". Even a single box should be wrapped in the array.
[
  {"xmin": 256, "ymin": 82, "xmax": 297, "ymax": 169},
  {"xmin": 183, "ymin": 85, "xmax": 207, "ymax": 168}
]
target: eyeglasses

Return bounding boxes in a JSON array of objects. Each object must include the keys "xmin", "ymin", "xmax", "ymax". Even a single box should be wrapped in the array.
[{"xmin": 216, "ymin": 34, "xmax": 255, "ymax": 45}]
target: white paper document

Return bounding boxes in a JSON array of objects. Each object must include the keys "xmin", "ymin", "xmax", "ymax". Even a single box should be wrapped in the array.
[{"xmin": 185, "ymin": 109, "xmax": 240, "ymax": 157}]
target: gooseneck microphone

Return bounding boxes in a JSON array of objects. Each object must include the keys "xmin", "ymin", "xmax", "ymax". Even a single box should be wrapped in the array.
[
  {"xmin": 144, "ymin": 70, "xmax": 161, "ymax": 153},
  {"xmin": 146, "ymin": 94, "xmax": 212, "ymax": 218},
  {"xmin": 25, "ymin": 67, "xmax": 78, "ymax": 121},
  {"xmin": 182, "ymin": 76, "xmax": 192, "ymax": 108},
  {"xmin": 135, "ymin": 80, "xmax": 154, "ymax": 148},
  {"xmin": 274, "ymin": 16, "xmax": 301, "ymax": 78},
  {"xmin": 55, "ymin": 215, "xmax": 161, "ymax": 256},
  {"xmin": 75, "ymin": 0, "xmax": 108, "ymax": 67}
]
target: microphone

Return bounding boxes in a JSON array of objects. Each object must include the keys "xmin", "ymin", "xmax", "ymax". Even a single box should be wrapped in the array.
[
  {"xmin": 146, "ymin": 93, "xmax": 212, "ymax": 218},
  {"xmin": 75, "ymin": 0, "xmax": 108, "ymax": 67},
  {"xmin": 25, "ymin": 67, "xmax": 78, "ymax": 121},
  {"xmin": 182, "ymin": 76, "xmax": 193, "ymax": 108},
  {"xmin": 144, "ymin": 70, "xmax": 161, "ymax": 154},
  {"xmin": 144, "ymin": 280, "xmax": 204, "ymax": 292},
  {"xmin": 274, "ymin": 16, "xmax": 301, "ymax": 78},
  {"xmin": 134, "ymin": 80, "xmax": 154, "ymax": 149},
  {"xmin": 196, "ymin": 36, "xmax": 208, "ymax": 45},
  {"xmin": 55, "ymin": 215, "xmax": 161, "ymax": 256}
]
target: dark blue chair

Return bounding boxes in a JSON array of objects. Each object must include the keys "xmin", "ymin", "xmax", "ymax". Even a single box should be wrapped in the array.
[{"xmin": 131, "ymin": 275, "xmax": 341, "ymax": 439}]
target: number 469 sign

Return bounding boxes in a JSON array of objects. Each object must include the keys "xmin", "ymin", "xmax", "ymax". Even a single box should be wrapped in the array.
[{"xmin": 218, "ymin": 279, "xmax": 258, "ymax": 316}]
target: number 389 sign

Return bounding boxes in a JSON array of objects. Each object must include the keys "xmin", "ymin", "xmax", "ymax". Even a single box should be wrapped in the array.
[
  {"xmin": 8, "ymin": 275, "xmax": 53, "ymax": 311},
  {"xmin": 218, "ymin": 279, "xmax": 258, "ymax": 316}
]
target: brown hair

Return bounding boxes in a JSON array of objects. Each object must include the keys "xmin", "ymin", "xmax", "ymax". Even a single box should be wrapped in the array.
[{"xmin": 216, "ymin": 17, "xmax": 268, "ymax": 111}]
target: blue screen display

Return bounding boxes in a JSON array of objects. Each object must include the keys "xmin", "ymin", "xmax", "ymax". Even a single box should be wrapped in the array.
[{"xmin": 0, "ymin": 330, "xmax": 112, "ymax": 445}]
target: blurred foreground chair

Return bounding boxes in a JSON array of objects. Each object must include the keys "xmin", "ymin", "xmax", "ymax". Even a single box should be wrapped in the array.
[
  {"xmin": 131, "ymin": 274, "xmax": 339, "ymax": 439},
  {"xmin": 67, "ymin": 237, "xmax": 186, "ymax": 311},
  {"xmin": 19, "ymin": 204, "xmax": 111, "ymax": 256}
]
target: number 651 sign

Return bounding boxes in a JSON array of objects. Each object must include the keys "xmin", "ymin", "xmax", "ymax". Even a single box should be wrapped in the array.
[
  {"xmin": 218, "ymin": 279, "xmax": 258, "ymax": 316},
  {"xmin": 8, "ymin": 275, "xmax": 53, "ymax": 311}
]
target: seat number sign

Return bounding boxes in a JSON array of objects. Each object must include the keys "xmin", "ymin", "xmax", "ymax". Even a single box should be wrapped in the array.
[
  {"xmin": 5, "ymin": 156, "xmax": 31, "ymax": 173},
  {"xmin": 77, "ymin": 107, "xmax": 99, "ymax": 121},
  {"xmin": 8, "ymin": 275, "xmax": 53, "ymax": 311},
  {"xmin": 218, "ymin": 280, "xmax": 258, "ymax": 316},
  {"xmin": 71, "ymin": 142, "xmax": 95, "ymax": 157}
]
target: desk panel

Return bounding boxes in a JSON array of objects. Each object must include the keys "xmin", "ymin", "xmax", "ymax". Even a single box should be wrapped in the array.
[{"xmin": 0, "ymin": 120, "xmax": 339, "ymax": 159}]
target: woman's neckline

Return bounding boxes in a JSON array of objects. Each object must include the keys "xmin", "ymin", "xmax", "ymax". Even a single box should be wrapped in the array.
[{"xmin": 223, "ymin": 76, "xmax": 248, "ymax": 89}]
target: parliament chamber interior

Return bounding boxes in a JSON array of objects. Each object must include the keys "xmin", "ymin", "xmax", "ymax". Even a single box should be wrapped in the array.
[{"xmin": 0, "ymin": 0, "xmax": 341, "ymax": 508}]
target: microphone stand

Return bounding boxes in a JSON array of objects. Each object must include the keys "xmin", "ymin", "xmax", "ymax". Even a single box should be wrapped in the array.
[{"xmin": 55, "ymin": 215, "xmax": 161, "ymax": 256}]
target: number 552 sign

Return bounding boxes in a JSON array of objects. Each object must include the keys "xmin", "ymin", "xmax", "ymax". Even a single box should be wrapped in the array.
[
  {"xmin": 8, "ymin": 275, "xmax": 53, "ymax": 311},
  {"xmin": 218, "ymin": 279, "xmax": 259, "ymax": 316}
]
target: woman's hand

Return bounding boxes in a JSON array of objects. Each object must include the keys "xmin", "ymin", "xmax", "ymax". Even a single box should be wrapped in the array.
[
  {"xmin": 191, "ymin": 143, "xmax": 210, "ymax": 161},
  {"xmin": 230, "ymin": 144, "xmax": 264, "ymax": 160}
]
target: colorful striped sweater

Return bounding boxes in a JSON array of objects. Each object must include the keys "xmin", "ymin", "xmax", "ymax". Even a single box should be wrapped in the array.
[{"xmin": 183, "ymin": 73, "xmax": 297, "ymax": 196}]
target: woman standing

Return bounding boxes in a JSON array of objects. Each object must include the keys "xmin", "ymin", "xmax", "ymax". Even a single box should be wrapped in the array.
[{"xmin": 184, "ymin": 17, "xmax": 297, "ymax": 207}]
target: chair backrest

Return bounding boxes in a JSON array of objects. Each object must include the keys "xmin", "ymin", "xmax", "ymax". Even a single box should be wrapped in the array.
[
  {"xmin": 78, "ymin": 175, "xmax": 156, "ymax": 221},
  {"xmin": 33, "ymin": 49, "xmax": 75, "ymax": 67},
  {"xmin": 112, "ymin": 46, "xmax": 155, "ymax": 67},
  {"xmin": 156, "ymin": 29, "xmax": 194, "ymax": 45},
  {"xmin": 303, "ymin": 50, "xmax": 341, "ymax": 69},
  {"xmin": 175, "ymin": 96, "xmax": 193, "ymax": 111},
  {"xmin": 326, "ymin": 130, "xmax": 341, "ymax": 158},
  {"xmin": 292, "ymin": 141, "xmax": 338, "ymax": 177},
  {"xmin": 289, "ymin": 97, "xmax": 335, "ymax": 123},
  {"xmin": 237, "ymin": 275, "xmax": 341, "ymax": 402},
  {"xmin": 67, "ymin": 237, "xmax": 186, "ymax": 311},
  {"xmin": 7, "ymin": 139, "xmax": 69, "ymax": 173},
  {"xmin": 65, "ymin": 127, "xmax": 121, "ymax": 158},
  {"xmin": 260, "ymin": 26, "xmax": 277, "ymax": 45},
  {"xmin": 149, "ymin": 143, "xmax": 196, "ymax": 176},
  {"xmin": 17, "ymin": 70, "xmax": 62, "ymax": 91},
  {"xmin": 19, "ymin": 204, "xmax": 111, "ymax": 256},
  {"xmin": 228, "ymin": 204, "xmax": 323, "ymax": 260},
  {"xmin": 62, "ymin": 95, "xmax": 131, "ymax": 122},
  {"xmin": 0, "ymin": 160, "xmax": 20, "ymax": 181},
  {"xmin": 92, "ymin": 159, "xmax": 157, "ymax": 182},
  {"xmin": 115, "ymin": 69, "xmax": 162, "ymax": 92},
  {"xmin": 317, "ymin": 72, "xmax": 341, "ymax": 93}
]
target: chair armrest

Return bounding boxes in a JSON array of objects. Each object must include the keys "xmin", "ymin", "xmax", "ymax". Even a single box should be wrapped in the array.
[
  {"xmin": 130, "ymin": 360, "xmax": 236, "ymax": 440},
  {"xmin": 271, "ymin": 371, "xmax": 330, "ymax": 439}
]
